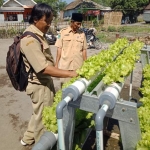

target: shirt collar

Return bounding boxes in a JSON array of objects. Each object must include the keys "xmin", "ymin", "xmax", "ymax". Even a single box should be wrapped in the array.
[
  {"xmin": 68, "ymin": 26, "xmax": 81, "ymax": 34},
  {"xmin": 68, "ymin": 26, "xmax": 73, "ymax": 33},
  {"xmin": 26, "ymin": 24, "xmax": 44, "ymax": 37}
]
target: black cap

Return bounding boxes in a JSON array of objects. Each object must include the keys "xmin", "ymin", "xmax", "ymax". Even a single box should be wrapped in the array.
[{"xmin": 71, "ymin": 13, "xmax": 83, "ymax": 22}]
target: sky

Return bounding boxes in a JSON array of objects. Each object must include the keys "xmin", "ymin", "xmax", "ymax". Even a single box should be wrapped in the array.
[
  {"xmin": 64, "ymin": 0, "xmax": 73, "ymax": 4},
  {"xmin": 3, "ymin": 0, "xmax": 73, "ymax": 5},
  {"xmin": 3, "ymin": 0, "xmax": 74, "ymax": 5}
]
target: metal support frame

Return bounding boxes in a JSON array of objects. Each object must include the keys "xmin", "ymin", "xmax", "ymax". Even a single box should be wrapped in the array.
[
  {"xmin": 140, "ymin": 45, "xmax": 150, "ymax": 68},
  {"xmin": 57, "ymin": 90, "xmax": 141, "ymax": 150}
]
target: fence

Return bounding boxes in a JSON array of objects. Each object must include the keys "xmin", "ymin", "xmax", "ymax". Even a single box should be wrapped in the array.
[
  {"xmin": 0, "ymin": 21, "xmax": 69, "ymax": 31},
  {"xmin": 82, "ymin": 21, "xmax": 94, "ymax": 28},
  {"xmin": 0, "ymin": 22, "xmax": 29, "ymax": 31},
  {"xmin": 104, "ymin": 12, "xmax": 123, "ymax": 26},
  {"xmin": 0, "ymin": 21, "xmax": 96, "ymax": 31},
  {"xmin": 0, "ymin": 21, "xmax": 95, "ymax": 38}
]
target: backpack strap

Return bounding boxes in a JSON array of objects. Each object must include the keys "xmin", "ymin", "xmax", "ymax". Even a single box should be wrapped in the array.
[
  {"xmin": 21, "ymin": 31, "xmax": 44, "ymax": 51},
  {"xmin": 21, "ymin": 31, "xmax": 44, "ymax": 80}
]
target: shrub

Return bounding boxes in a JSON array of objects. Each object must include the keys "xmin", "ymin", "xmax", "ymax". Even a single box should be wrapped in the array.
[
  {"xmin": 7, "ymin": 27, "xmax": 17, "ymax": 37},
  {"xmin": 0, "ymin": 29, "xmax": 7, "ymax": 38},
  {"xmin": 101, "ymin": 26, "xmax": 107, "ymax": 31},
  {"xmin": 107, "ymin": 26, "xmax": 116, "ymax": 32},
  {"xmin": 0, "ymin": 28, "xmax": 25, "ymax": 38},
  {"xmin": 93, "ymin": 18, "xmax": 99, "ymax": 27},
  {"xmin": 118, "ymin": 26, "xmax": 127, "ymax": 32},
  {"xmin": 99, "ymin": 18, "xmax": 104, "ymax": 25},
  {"xmin": 137, "ymin": 14, "xmax": 144, "ymax": 22}
]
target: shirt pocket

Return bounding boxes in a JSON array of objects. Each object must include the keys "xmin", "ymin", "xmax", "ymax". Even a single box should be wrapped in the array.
[
  {"xmin": 63, "ymin": 36, "xmax": 71, "ymax": 48},
  {"xmin": 76, "ymin": 38, "xmax": 84, "ymax": 50}
]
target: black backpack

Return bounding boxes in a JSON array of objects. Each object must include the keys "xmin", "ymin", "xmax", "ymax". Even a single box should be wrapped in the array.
[{"xmin": 6, "ymin": 31, "xmax": 43, "ymax": 91}]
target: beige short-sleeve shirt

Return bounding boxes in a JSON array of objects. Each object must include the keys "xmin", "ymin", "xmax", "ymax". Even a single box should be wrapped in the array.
[
  {"xmin": 20, "ymin": 25, "xmax": 55, "ymax": 84},
  {"xmin": 55, "ymin": 26, "xmax": 87, "ymax": 70}
]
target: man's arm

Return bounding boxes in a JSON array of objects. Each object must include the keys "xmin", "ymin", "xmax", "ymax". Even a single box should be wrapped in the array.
[
  {"xmin": 82, "ymin": 33, "xmax": 87, "ymax": 61},
  {"xmin": 55, "ymin": 30, "xmax": 63, "ymax": 68},
  {"xmin": 42, "ymin": 65, "xmax": 77, "ymax": 78},
  {"xmin": 82, "ymin": 49, "xmax": 87, "ymax": 61},
  {"xmin": 55, "ymin": 47, "xmax": 62, "ymax": 68}
]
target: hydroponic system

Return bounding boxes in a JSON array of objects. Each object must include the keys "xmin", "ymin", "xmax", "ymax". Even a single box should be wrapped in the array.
[{"xmin": 32, "ymin": 38, "xmax": 150, "ymax": 150}]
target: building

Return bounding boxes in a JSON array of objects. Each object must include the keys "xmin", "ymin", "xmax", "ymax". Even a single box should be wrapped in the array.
[
  {"xmin": 0, "ymin": 0, "xmax": 36, "ymax": 22},
  {"xmin": 143, "ymin": 3, "xmax": 150, "ymax": 23},
  {"xmin": 63, "ymin": 0, "xmax": 111, "ymax": 21},
  {"xmin": 144, "ymin": 3, "xmax": 150, "ymax": 11}
]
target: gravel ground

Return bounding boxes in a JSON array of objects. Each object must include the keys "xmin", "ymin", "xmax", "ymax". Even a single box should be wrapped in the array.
[{"xmin": 0, "ymin": 38, "xmax": 143, "ymax": 150}]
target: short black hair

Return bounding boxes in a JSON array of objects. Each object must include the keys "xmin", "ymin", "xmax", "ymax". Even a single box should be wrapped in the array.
[{"xmin": 29, "ymin": 3, "xmax": 53, "ymax": 24}]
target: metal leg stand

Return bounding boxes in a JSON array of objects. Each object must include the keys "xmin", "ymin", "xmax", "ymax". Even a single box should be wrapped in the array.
[
  {"xmin": 57, "ymin": 105, "xmax": 75, "ymax": 150},
  {"xmin": 58, "ymin": 88, "xmax": 141, "ymax": 150},
  {"xmin": 107, "ymin": 100, "xmax": 141, "ymax": 150}
]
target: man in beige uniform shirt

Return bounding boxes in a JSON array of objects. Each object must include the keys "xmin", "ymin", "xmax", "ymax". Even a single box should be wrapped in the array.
[
  {"xmin": 55, "ymin": 13, "xmax": 87, "ymax": 86},
  {"xmin": 20, "ymin": 3, "xmax": 77, "ymax": 146}
]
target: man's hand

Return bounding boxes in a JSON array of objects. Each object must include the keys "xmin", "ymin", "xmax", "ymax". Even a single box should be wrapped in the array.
[{"xmin": 69, "ymin": 70, "xmax": 78, "ymax": 78}]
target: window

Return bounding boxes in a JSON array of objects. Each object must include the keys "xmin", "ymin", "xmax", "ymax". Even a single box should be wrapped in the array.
[{"xmin": 7, "ymin": 14, "xmax": 18, "ymax": 21}]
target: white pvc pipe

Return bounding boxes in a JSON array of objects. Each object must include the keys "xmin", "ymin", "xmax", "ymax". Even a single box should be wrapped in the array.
[
  {"xmin": 101, "ymin": 104, "xmax": 109, "ymax": 112},
  {"xmin": 63, "ymin": 96, "xmax": 72, "ymax": 103},
  {"xmin": 81, "ymin": 78, "xmax": 92, "ymax": 86},
  {"xmin": 72, "ymin": 80, "xmax": 86, "ymax": 94},
  {"xmin": 96, "ymin": 130, "xmax": 104, "ymax": 150},
  {"xmin": 111, "ymin": 82, "xmax": 122, "ymax": 92},
  {"xmin": 57, "ymin": 96, "xmax": 72, "ymax": 150},
  {"xmin": 51, "ymin": 132, "xmax": 58, "ymax": 140},
  {"xmin": 129, "ymin": 71, "xmax": 133, "ymax": 101},
  {"xmin": 57, "ymin": 119, "xmax": 65, "ymax": 150},
  {"xmin": 71, "ymin": 78, "xmax": 91, "ymax": 94},
  {"xmin": 104, "ymin": 86, "xmax": 119, "ymax": 99}
]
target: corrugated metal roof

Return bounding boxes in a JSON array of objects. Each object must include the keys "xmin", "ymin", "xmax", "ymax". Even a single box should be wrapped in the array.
[
  {"xmin": 145, "ymin": 3, "xmax": 150, "ymax": 10},
  {"xmin": 17, "ymin": 0, "xmax": 36, "ymax": 6},
  {"xmin": 65, "ymin": 0, "xmax": 105, "ymax": 10},
  {"xmin": 3, "ymin": 0, "xmax": 36, "ymax": 7},
  {"xmin": 65, "ymin": 0, "xmax": 83, "ymax": 10}
]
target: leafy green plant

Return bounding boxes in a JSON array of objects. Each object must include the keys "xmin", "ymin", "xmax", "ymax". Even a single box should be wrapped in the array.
[
  {"xmin": 136, "ymin": 64, "xmax": 150, "ymax": 149},
  {"xmin": 103, "ymin": 40, "xmax": 144, "ymax": 84}
]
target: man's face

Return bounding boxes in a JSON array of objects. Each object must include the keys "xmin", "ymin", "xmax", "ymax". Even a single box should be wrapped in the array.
[
  {"xmin": 71, "ymin": 21, "xmax": 82, "ymax": 31},
  {"xmin": 34, "ymin": 14, "xmax": 53, "ymax": 34}
]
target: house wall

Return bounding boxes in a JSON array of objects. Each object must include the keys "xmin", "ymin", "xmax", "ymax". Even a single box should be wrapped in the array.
[
  {"xmin": 1, "ymin": 8, "xmax": 32, "ymax": 22},
  {"xmin": 23, "ymin": 8, "xmax": 32, "ymax": 22},
  {"xmin": 0, "ymin": 0, "xmax": 33, "ymax": 22},
  {"xmin": 0, "ymin": 14, "xmax": 4, "ymax": 22},
  {"xmin": 18, "ymin": 14, "xmax": 23, "ymax": 22},
  {"xmin": 63, "ymin": 9, "xmax": 78, "ymax": 18}
]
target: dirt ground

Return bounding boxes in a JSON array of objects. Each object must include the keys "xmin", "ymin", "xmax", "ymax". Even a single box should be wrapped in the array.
[{"xmin": 0, "ymin": 38, "xmax": 143, "ymax": 150}]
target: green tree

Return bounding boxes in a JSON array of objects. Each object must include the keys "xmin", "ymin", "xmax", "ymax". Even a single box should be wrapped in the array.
[
  {"xmin": 0, "ymin": 0, "xmax": 4, "ymax": 6},
  {"xmin": 109, "ymin": 0, "xmax": 149, "ymax": 14},
  {"xmin": 57, "ymin": 0, "xmax": 67, "ymax": 12},
  {"xmin": 34, "ymin": 0, "xmax": 67, "ymax": 16},
  {"xmin": 35, "ymin": 0, "xmax": 58, "ymax": 7},
  {"xmin": 106, "ymin": 0, "xmax": 149, "ymax": 23},
  {"xmin": 92, "ymin": 0, "xmax": 111, "ymax": 7}
]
